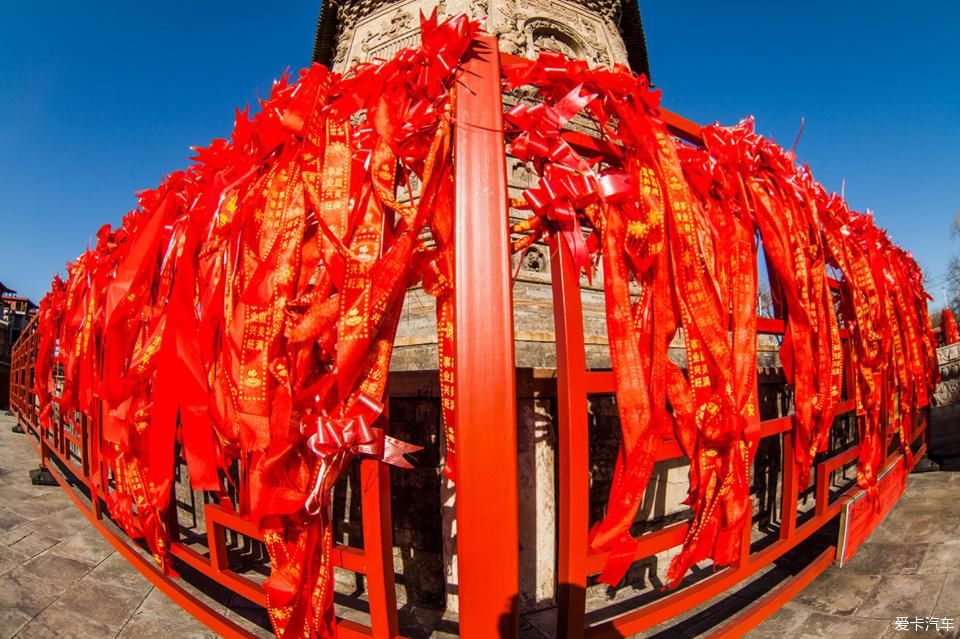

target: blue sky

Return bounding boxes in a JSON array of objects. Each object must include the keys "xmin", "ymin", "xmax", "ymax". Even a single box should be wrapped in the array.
[{"xmin": 1, "ymin": 1, "xmax": 958, "ymax": 304}]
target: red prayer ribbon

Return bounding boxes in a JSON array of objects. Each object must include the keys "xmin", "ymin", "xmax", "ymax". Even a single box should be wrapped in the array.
[{"xmin": 28, "ymin": 18, "xmax": 937, "ymax": 636}]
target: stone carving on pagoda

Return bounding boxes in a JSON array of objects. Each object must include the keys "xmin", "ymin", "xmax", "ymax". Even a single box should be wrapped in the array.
[
  {"xmin": 489, "ymin": 0, "xmax": 627, "ymax": 66},
  {"xmin": 935, "ymin": 343, "xmax": 960, "ymax": 406},
  {"xmin": 330, "ymin": 0, "xmax": 629, "ymax": 72}
]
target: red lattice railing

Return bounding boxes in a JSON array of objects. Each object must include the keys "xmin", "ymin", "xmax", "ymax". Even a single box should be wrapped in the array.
[{"xmin": 9, "ymin": 36, "xmax": 929, "ymax": 639}]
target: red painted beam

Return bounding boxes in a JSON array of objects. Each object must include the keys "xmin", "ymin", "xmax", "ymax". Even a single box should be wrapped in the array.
[
  {"xmin": 705, "ymin": 546, "xmax": 836, "ymax": 639},
  {"xmin": 551, "ymin": 237, "xmax": 590, "ymax": 639},
  {"xmin": 453, "ymin": 35, "xmax": 520, "ymax": 639}
]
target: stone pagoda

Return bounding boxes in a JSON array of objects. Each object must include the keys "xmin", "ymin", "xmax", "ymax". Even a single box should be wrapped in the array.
[
  {"xmin": 312, "ymin": 0, "xmax": 650, "ymax": 77},
  {"xmin": 311, "ymin": 0, "xmax": 651, "ymax": 374}
]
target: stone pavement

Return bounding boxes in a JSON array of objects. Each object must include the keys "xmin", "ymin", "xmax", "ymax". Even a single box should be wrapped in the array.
[
  {"xmin": 749, "ymin": 468, "xmax": 960, "ymax": 639},
  {"xmin": 516, "ymin": 469, "xmax": 960, "ymax": 639},
  {"xmin": 0, "ymin": 412, "xmax": 265, "ymax": 639},
  {"xmin": 0, "ymin": 408, "xmax": 957, "ymax": 638}
]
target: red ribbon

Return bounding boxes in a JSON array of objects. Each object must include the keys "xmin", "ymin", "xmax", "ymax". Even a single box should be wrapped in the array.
[
  {"xmin": 943, "ymin": 309, "xmax": 959, "ymax": 345},
  {"xmin": 503, "ymin": 50, "xmax": 937, "ymax": 591},
  {"xmin": 302, "ymin": 393, "xmax": 421, "ymax": 516},
  {"xmin": 26, "ymin": 18, "xmax": 938, "ymax": 636}
]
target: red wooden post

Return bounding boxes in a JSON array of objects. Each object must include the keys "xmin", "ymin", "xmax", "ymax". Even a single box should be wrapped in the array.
[
  {"xmin": 551, "ymin": 238, "xmax": 590, "ymax": 639},
  {"xmin": 739, "ymin": 373, "xmax": 763, "ymax": 568},
  {"xmin": 90, "ymin": 401, "xmax": 104, "ymax": 520},
  {"xmin": 453, "ymin": 35, "xmax": 519, "ymax": 639},
  {"xmin": 780, "ymin": 427, "xmax": 798, "ymax": 540},
  {"xmin": 361, "ymin": 406, "xmax": 401, "ymax": 638}
]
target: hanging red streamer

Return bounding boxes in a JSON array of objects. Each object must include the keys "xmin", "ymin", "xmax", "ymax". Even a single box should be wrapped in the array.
[
  {"xmin": 943, "ymin": 309, "xmax": 959, "ymax": 345},
  {"xmin": 30, "ymin": 17, "xmax": 938, "ymax": 635},
  {"xmin": 32, "ymin": 12, "xmax": 478, "ymax": 638},
  {"xmin": 502, "ymin": 51, "xmax": 937, "ymax": 588}
]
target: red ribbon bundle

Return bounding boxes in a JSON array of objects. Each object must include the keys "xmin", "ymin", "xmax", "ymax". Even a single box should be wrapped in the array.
[
  {"xmin": 503, "ymin": 51, "xmax": 937, "ymax": 588},
  {"xmin": 32, "ymin": 12, "xmax": 478, "ymax": 638},
  {"xmin": 943, "ymin": 309, "xmax": 959, "ymax": 345},
  {"xmin": 30, "ymin": 18, "xmax": 937, "ymax": 632}
]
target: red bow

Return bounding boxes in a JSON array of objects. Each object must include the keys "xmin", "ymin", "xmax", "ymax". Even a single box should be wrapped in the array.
[{"xmin": 302, "ymin": 393, "xmax": 421, "ymax": 515}]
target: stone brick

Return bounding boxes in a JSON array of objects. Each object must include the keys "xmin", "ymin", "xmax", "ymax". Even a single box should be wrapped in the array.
[
  {"xmin": 842, "ymin": 542, "xmax": 929, "ymax": 576},
  {"xmin": 84, "ymin": 552, "xmax": 153, "ymax": 595},
  {"xmin": 18, "ymin": 551, "xmax": 94, "ymax": 592},
  {"xmin": 855, "ymin": 574, "xmax": 946, "ymax": 620},
  {"xmin": 51, "ymin": 578, "xmax": 146, "ymax": 630},
  {"xmin": 0, "ymin": 567, "xmax": 66, "ymax": 617},
  {"xmin": 15, "ymin": 601, "xmax": 116, "ymax": 639},
  {"xmin": 6, "ymin": 532, "xmax": 57, "ymax": 560},
  {"xmin": 48, "ymin": 527, "xmax": 114, "ymax": 565},
  {"xmin": 793, "ymin": 569, "xmax": 881, "ymax": 616}
]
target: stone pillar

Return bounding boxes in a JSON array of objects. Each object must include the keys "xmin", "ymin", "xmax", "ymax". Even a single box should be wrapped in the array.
[
  {"xmin": 439, "ymin": 372, "xmax": 559, "ymax": 616},
  {"xmin": 932, "ymin": 343, "xmax": 960, "ymax": 469},
  {"xmin": 440, "ymin": 474, "xmax": 459, "ymax": 612},
  {"xmin": 516, "ymin": 375, "xmax": 557, "ymax": 611}
]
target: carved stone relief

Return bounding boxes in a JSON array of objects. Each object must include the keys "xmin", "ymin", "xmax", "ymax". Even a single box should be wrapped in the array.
[
  {"xmin": 493, "ymin": 0, "xmax": 623, "ymax": 67},
  {"xmin": 332, "ymin": 0, "xmax": 628, "ymax": 72},
  {"xmin": 491, "ymin": 3, "xmax": 527, "ymax": 57},
  {"xmin": 360, "ymin": 9, "xmax": 414, "ymax": 54},
  {"xmin": 530, "ymin": 26, "xmax": 584, "ymax": 60},
  {"xmin": 935, "ymin": 344, "xmax": 960, "ymax": 406},
  {"xmin": 334, "ymin": 0, "xmax": 500, "ymax": 72},
  {"xmin": 522, "ymin": 247, "xmax": 548, "ymax": 273}
]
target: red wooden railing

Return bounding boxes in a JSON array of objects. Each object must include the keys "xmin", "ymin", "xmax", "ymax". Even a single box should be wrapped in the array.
[
  {"xmin": 510, "ymin": 62, "xmax": 929, "ymax": 639},
  {"xmin": 8, "ymin": 37, "xmax": 928, "ymax": 639}
]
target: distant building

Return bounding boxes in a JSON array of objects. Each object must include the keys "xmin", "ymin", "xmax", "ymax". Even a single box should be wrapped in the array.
[{"xmin": 0, "ymin": 281, "xmax": 38, "ymax": 410}]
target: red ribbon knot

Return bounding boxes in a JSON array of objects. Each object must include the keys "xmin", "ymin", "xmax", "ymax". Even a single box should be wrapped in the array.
[{"xmin": 303, "ymin": 393, "xmax": 421, "ymax": 515}]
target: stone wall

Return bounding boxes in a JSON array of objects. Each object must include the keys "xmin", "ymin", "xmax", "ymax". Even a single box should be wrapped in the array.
[{"xmin": 328, "ymin": 0, "xmax": 631, "ymax": 73}]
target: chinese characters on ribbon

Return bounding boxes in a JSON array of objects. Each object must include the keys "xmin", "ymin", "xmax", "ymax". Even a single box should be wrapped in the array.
[
  {"xmin": 503, "ymin": 51, "xmax": 937, "ymax": 588},
  {"xmin": 30, "ymin": 18, "xmax": 938, "ymax": 638}
]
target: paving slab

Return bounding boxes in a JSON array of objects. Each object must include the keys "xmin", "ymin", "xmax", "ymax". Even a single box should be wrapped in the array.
[
  {"xmin": 116, "ymin": 612, "xmax": 217, "ymax": 639},
  {"xmin": 116, "ymin": 588, "xmax": 217, "ymax": 639},
  {"xmin": 15, "ymin": 602, "xmax": 117, "ymax": 639},
  {"xmin": 0, "ymin": 414, "xmax": 222, "ymax": 639},
  {"xmin": 0, "ymin": 609, "xmax": 33, "ymax": 639},
  {"xmin": 0, "ymin": 543, "xmax": 28, "ymax": 576},
  {"xmin": 854, "ymin": 574, "xmax": 946, "ymax": 620},
  {"xmin": 0, "ymin": 507, "xmax": 30, "ymax": 533},
  {"xmin": 756, "ymin": 471, "xmax": 960, "ymax": 637},
  {"xmin": 53, "ymin": 577, "xmax": 148, "ymax": 630},
  {"xmin": 6, "ymin": 531, "xmax": 59, "ymax": 559},
  {"xmin": 18, "ymin": 551, "xmax": 96, "ymax": 591},
  {"xmin": 841, "ymin": 541, "xmax": 929, "ymax": 576},
  {"xmin": 791, "ymin": 611, "xmax": 890, "ymax": 638},
  {"xmin": 48, "ymin": 526, "xmax": 116, "ymax": 565},
  {"xmin": 791, "ymin": 569, "xmax": 881, "ymax": 616},
  {"xmin": 0, "ymin": 566, "xmax": 67, "ymax": 617},
  {"xmin": 904, "ymin": 512, "xmax": 960, "ymax": 545},
  {"xmin": 935, "ymin": 574, "xmax": 960, "ymax": 623},
  {"xmin": 84, "ymin": 551, "xmax": 155, "ymax": 595},
  {"xmin": 920, "ymin": 540, "xmax": 960, "ymax": 576}
]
